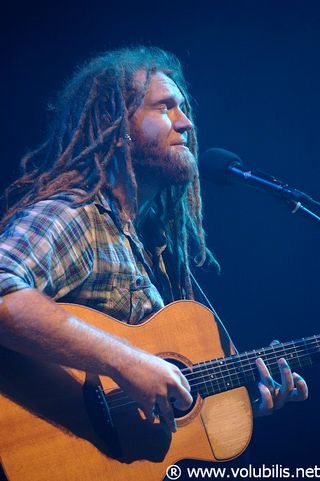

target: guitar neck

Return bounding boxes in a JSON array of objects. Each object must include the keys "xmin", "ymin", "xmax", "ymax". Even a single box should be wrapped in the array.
[{"xmin": 189, "ymin": 334, "xmax": 320, "ymax": 398}]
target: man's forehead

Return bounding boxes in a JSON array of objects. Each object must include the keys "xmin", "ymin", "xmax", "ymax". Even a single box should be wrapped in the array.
[{"xmin": 135, "ymin": 70, "xmax": 184, "ymax": 103}]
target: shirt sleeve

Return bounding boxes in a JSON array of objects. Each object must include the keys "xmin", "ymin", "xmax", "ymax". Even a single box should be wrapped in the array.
[{"xmin": 0, "ymin": 198, "xmax": 94, "ymax": 300}]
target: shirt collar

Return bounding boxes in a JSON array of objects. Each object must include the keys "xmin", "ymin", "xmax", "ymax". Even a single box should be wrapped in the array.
[
  {"xmin": 95, "ymin": 190, "xmax": 167, "ymax": 253},
  {"xmin": 94, "ymin": 191, "xmax": 113, "ymax": 213}
]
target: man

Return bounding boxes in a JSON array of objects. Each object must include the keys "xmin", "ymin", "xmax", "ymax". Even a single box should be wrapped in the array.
[{"xmin": 0, "ymin": 46, "xmax": 307, "ymax": 438}]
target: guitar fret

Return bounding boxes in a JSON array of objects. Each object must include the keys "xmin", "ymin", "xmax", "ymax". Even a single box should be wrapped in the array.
[
  {"xmin": 218, "ymin": 358, "xmax": 228, "ymax": 391},
  {"xmin": 270, "ymin": 343, "xmax": 284, "ymax": 374},
  {"xmin": 281, "ymin": 341, "xmax": 300, "ymax": 369},
  {"xmin": 290, "ymin": 339, "xmax": 308, "ymax": 369},
  {"xmin": 209, "ymin": 364, "xmax": 222, "ymax": 396},
  {"xmin": 203, "ymin": 360, "xmax": 211, "ymax": 397},
  {"xmin": 293, "ymin": 341, "xmax": 301, "ymax": 368},
  {"xmin": 210, "ymin": 359, "xmax": 224, "ymax": 394},
  {"xmin": 244, "ymin": 351, "xmax": 256, "ymax": 383},
  {"xmin": 259, "ymin": 346, "xmax": 268, "ymax": 366},
  {"xmin": 206, "ymin": 360, "xmax": 219, "ymax": 395},
  {"xmin": 236, "ymin": 353, "xmax": 247, "ymax": 386},
  {"xmin": 193, "ymin": 362, "xmax": 209, "ymax": 397},
  {"xmin": 301, "ymin": 338, "xmax": 312, "ymax": 367},
  {"xmin": 224, "ymin": 358, "xmax": 239, "ymax": 390},
  {"xmin": 228, "ymin": 356, "xmax": 241, "ymax": 388},
  {"xmin": 286, "ymin": 342, "xmax": 298, "ymax": 363},
  {"xmin": 204, "ymin": 358, "xmax": 237, "ymax": 395}
]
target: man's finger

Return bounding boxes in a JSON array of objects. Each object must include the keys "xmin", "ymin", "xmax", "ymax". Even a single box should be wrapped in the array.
[
  {"xmin": 289, "ymin": 373, "xmax": 308, "ymax": 401},
  {"xmin": 142, "ymin": 404, "xmax": 156, "ymax": 423},
  {"xmin": 254, "ymin": 382, "xmax": 274, "ymax": 417},
  {"xmin": 179, "ymin": 371, "xmax": 191, "ymax": 392},
  {"xmin": 278, "ymin": 358, "xmax": 294, "ymax": 389},
  {"xmin": 274, "ymin": 358, "xmax": 294, "ymax": 409},
  {"xmin": 158, "ymin": 398, "xmax": 177, "ymax": 432},
  {"xmin": 255, "ymin": 357, "xmax": 275, "ymax": 391},
  {"xmin": 170, "ymin": 384, "xmax": 193, "ymax": 411}
]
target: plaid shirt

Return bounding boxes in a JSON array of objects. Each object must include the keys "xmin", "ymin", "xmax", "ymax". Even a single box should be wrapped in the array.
[{"xmin": 0, "ymin": 192, "xmax": 169, "ymax": 324}]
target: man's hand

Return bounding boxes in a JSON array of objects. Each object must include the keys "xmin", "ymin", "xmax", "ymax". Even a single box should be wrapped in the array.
[
  {"xmin": 253, "ymin": 340, "xmax": 308, "ymax": 417},
  {"xmin": 113, "ymin": 348, "xmax": 193, "ymax": 432}
]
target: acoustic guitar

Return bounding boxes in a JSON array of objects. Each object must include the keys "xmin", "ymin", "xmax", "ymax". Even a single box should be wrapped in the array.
[{"xmin": 0, "ymin": 300, "xmax": 319, "ymax": 481}]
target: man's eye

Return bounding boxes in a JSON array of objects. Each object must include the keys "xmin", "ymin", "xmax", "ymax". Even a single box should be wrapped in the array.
[{"xmin": 158, "ymin": 105, "xmax": 169, "ymax": 113}]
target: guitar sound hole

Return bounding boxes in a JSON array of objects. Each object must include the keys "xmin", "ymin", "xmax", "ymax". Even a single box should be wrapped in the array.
[
  {"xmin": 165, "ymin": 358, "xmax": 197, "ymax": 419},
  {"xmin": 0, "ymin": 463, "xmax": 8, "ymax": 481}
]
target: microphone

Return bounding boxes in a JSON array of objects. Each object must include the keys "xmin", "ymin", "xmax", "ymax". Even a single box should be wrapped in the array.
[{"xmin": 199, "ymin": 148, "xmax": 318, "ymax": 206}]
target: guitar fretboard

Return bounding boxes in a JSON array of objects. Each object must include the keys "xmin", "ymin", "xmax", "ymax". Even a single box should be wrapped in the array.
[{"xmin": 187, "ymin": 334, "xmax": 320, "ymax": 398}]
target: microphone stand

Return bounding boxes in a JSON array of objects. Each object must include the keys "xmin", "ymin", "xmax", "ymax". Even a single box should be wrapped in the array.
[
  {"xmin": 232, "ymin": 168, "xmax": 320, "ymax": 225},
  {"xmin": 289, "ymin": 201, "xmax": 320, "ymax": 224}
]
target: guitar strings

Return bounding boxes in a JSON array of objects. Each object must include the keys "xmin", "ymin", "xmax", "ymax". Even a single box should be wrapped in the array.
[
  {"xmin": 106, "ymin": 347, "xmax": 311, "ymax": 412},
  {"xmin": 106, "ymin": 355, "xmax": 311, "ymax": 412},
  {"xmin": 104, "ymin": 343, "xmax": 319, "ymax": 411},
  {"xmin": 104, "ymin": 337, "xmax": 319, "ymax": 397},
  {"xmin": 105, "ymin": 339, "xmax": 319, "ymax": 406}
]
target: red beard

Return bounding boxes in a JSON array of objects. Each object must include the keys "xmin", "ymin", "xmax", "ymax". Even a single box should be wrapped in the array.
[{"xmin": 131, "ymin": 136, "xmax": 197, "ymax": 185}]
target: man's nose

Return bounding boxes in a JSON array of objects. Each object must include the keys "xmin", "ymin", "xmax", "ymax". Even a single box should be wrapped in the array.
[{"xmin": 173, "ymin": 110, "xmax": 193, "ymax": 133}]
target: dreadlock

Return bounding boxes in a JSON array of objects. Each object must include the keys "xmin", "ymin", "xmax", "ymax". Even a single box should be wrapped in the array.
[{"xmin": 1, "ymin": 45, "xmax": 219, "ymax": 299}]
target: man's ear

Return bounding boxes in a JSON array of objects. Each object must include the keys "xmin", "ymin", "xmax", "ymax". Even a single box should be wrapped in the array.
[{"xmin": 116, "ymin": 134, "xmax": 132, "ymax": 148}]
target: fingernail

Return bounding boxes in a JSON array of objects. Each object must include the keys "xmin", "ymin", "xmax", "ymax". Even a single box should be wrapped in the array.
[
  {"xmin": 172, "ymin": 420, "xmax": 177, "ymax": 432},
  {"xmin": 279, "ymin": 358, "xmax": 289, "ymax": 368}
]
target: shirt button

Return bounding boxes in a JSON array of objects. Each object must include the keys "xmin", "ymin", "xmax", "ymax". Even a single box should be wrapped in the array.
[{"xmin": 135, "ymin": 277, "xmax": 143, "ymax": 287}]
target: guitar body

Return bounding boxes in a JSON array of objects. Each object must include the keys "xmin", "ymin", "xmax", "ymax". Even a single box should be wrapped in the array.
[{"xmin": 0, "ymin": 300, "xmax": 252, "ymax": 481}]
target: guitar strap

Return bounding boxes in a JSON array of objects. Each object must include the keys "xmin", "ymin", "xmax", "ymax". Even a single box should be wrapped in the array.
[{"xmin": 190, "ymin": 272, "xmax": 238, "ymax": 356}]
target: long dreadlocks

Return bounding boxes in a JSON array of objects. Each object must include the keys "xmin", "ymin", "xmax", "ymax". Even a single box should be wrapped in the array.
[{"xmin": 1, "ymin": 46, "xmax": 219, "ymax": 299}]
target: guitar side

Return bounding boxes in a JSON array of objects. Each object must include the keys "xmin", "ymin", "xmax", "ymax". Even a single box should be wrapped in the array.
[{"xmin": 0, "ymin": 300, "xmax": 252, "ymax": 481}]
